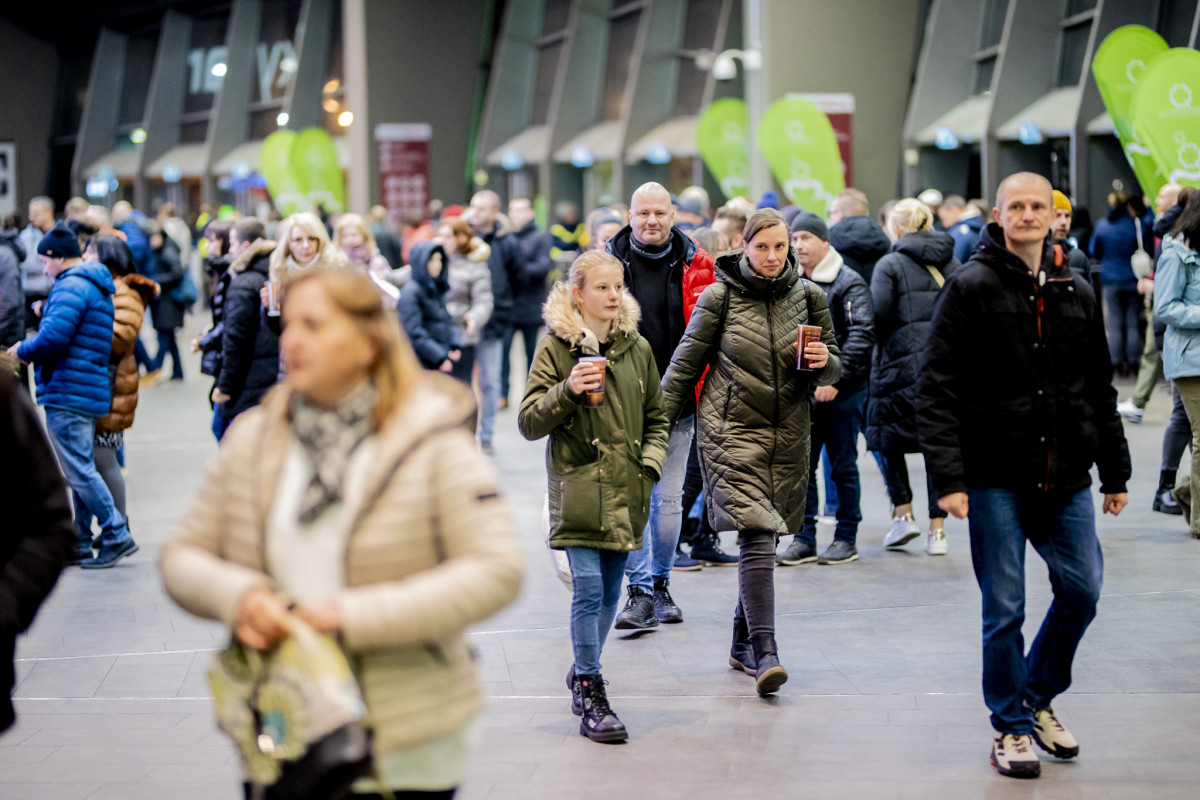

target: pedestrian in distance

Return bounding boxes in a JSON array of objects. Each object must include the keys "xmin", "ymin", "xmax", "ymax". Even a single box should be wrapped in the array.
[
  {"xmin": 436, "ymin": 216, "xmax": 493, "ymax": 389},
  {"xmin": 334, "ymin": 212, "xmax": 394, "ymax": 279},
  {"xmin": 869, "ymin": 198, "xmax": 960, "ymax": 555},
  {"xmin": 141, "ymin": 223, "xmax": 189, "ymax": 384},
  {"xmin": 660, "ymin": 208, "xmax": 841, "ymax": 696},
  {"xmin": 918, "ymin": 172, "xmax": 1130, "ymax": 779},
  {"xmin": 398, "ymin": 240, "xmax": 461, "ymax": 372},
  {"xmin": 519, "ymin": 250, "xmax": 669, "ymax": 743},
  {"xmin": 161, "ymin": 269, "xmax": 521, "ymax": 797},
  {"xmin": 7, "ymin": 224, "xmax": 139, "ymax": 568}
]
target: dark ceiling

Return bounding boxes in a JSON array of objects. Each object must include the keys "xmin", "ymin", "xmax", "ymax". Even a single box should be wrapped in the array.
[{"xmin": 1, "ymin": 1, "xmax": 229, "ymax": 43}]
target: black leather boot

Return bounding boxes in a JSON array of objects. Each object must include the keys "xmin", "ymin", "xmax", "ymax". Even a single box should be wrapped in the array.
[
  {"xmin": 567, "ymin": 665, "xmax": 582, "ymax": 715},
  {"xmin": 729, "ymin": 605, "xmax": 756, "ymax": 676},
  {"xmin": 577, "ymin": 674, "xmax": 628, "ymax": 743},
  {"xmin": 750, "ymin": 633, "xmax": 788, "ymax": 696},
  {"xmin": 1155, "ymin": 470, "xmax": 1183, "ymax": 515}
]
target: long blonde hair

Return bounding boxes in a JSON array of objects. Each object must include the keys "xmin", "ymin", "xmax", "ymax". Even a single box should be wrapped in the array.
[
  {"xmin": 332, "ymin": 213, "xmax": 379, "ymax": 254},
  {"xmin": 284, "ymin": 268, "xmax": 423, "ymax": 429},
  {"xmin": 270, "ymin": 212, "xmax": 343, "ymax": 283}
]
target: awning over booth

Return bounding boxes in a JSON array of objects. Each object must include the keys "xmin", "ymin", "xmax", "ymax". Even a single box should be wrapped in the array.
[
  {"xmin": 915, "ymin": 95, "xmax": 991, "ymax": 145},
  {"xmin": 552, "ymin": 120, "xmax": 622, "ymax": 163},
  {"xmin": 994, "ymin": 88, "xmax": 1079, "ymax": 141},
  {"xmin": 1087, "ymin": 111, "xmax": 1115, "ymax": 135},
  {"xmin": 145, "ymin": 144, "xmax": 207, "ymax": 179},
  {"xmin": 485, "ymin": 125, "xmax": 550, "ymax": 167},
  {"xmin": 83, "ymin": 147, "xmax": 141, "ymax": 180},
  {"xmin": 625, "ymin": 116, "xmax": 698, "ymax": 163}
]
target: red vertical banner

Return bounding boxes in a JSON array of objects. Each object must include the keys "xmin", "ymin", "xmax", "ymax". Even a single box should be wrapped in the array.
[
  {"xmin": 791, "ymin": 94, "xmax": 855, "ymax": 189},
  {"xmin": 375, "ymin": 124, "xmax": 432, "ymax": 231}
]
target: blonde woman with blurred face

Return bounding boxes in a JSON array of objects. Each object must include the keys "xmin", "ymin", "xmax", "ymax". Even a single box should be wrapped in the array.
[
  {"xmin": 161, "ymin": 269, "xmax": 522, "ymax": 798},
  {"xmin": 334, "ymin": 213, "xmax": 392, "ymax": 278}
]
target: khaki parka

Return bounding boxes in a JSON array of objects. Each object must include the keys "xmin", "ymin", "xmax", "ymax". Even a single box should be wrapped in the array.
[
  {"xmin": 518, "ymin": 282, "xmax": 669, "ymax": 551},
  {"xmin": 661, "ymin": 249, "xmax": 841, "ymax": 534}
]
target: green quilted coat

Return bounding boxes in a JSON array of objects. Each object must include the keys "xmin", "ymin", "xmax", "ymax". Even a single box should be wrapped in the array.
[
  {"xmin": 518, "ymin": 282, "xmax": 669, "ymax": 551},
  {"xmin": 661, "ymin": 249, "xmax": 841, "ymax": 534}
]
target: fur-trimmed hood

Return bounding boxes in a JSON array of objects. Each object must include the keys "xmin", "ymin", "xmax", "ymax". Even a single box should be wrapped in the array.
[
  {"xmin": 121, "ymin": 271, "xmax": 160, "ymax": 302},
  {"xmin": 230, "ymin": 239, "xmax": 277, "ymax": 275},
  {"xmin": 465, "ymin": 236, "xmax": 491, "ymax": 263},
  {"xmin": 541, "ymin": 280, "xmax": 641, "ymax": 355}
]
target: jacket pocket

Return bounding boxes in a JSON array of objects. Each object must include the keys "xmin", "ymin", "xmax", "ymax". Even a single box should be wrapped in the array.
[{"xmin": 550, "ymin": 463, "xmax": 602, "ymax": 533}]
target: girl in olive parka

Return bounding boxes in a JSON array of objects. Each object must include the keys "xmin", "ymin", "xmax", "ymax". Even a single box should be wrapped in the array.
[
  {"xmin": 518, "ymin": 251, "xmax": 668, "ymax": 744},
  {"xmin": 660, "ymin": 209, "xmax": 841, "ymax": 697}
]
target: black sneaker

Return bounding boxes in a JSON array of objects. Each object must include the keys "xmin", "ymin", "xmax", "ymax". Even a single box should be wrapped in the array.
[
  {"xmin": 691, "ymin": 531, "xmax": 739, "ymax": 566},
  {"xmin": 776, "ymin": 539, "xmax": 817, "ymax": 566},
  {"xmin": 614, "ymin": 587, "xmax": 659, "ymax": 630},
  {"xmin": 80, "ymin": 538, "xmax": 138, "ymax": 569},
  {"xmin": 577, "ymin": 673, "xmax": 627, "ymax": 743},
  {"xmin": 817, "ymin": 540, "xmax": 859, "ymax": 565},
  {"xmin": 672, "ymin": 544, "xmax": 703, "ymax": 572},
  {"xmin": 652, "ymin": 578, "xmax": 683, "ymax": 624}
]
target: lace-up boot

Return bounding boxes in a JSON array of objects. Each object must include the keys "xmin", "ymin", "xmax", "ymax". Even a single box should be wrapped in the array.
[{"xmin": 577, "ymin": 674, "xmax": 628, "ymax": 743}]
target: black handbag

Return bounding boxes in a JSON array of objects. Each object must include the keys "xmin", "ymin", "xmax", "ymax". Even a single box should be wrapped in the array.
[{"xmin": 245, "ymin": 721, "xmax": 374, "ymax": 800}]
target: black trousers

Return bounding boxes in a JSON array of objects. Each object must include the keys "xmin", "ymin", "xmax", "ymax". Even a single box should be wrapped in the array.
[{"xmin": 736, "ymin": 529, "xmax": 777, "ymax": 639}]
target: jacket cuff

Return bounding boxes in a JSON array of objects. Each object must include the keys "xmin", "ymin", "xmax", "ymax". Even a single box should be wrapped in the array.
[
  {"xmin": 935, "ymin": 480, "xmax": 967, "ymax": 499},
  {"xmin": 561, "ymin": 382, "xmax": 585, "ymax": 405},
  {"xmin": 1098, "ymin": 481, "xmax": 1128, "ymax": 495}
]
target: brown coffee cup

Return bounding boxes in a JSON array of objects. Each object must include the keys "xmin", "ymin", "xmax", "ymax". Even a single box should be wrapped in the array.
[
  {"xmin": 266, "ymin": 280, "xmax": 282, "ymax": 317},
  {"xmin": 579, "ymin": 356, "xmax": 607, "ymax": 407},
  {"xmin": 797, "ymin": 325, "xmax": 821, "ymax": 371}
]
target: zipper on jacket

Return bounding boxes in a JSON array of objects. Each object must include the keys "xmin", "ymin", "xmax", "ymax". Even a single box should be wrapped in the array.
[
  {"xmin": 1033, "ymin": 276, "xmax": 1051, "ymax": 494},
  {"xmin": 768, "ymin": 297, "xmax": 779, "ymax": 426}
]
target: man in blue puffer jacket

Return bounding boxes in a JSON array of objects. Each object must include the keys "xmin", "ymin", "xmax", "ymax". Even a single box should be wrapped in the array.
[{"xmin": 5, "ymin": 224, "xmax": 138, "ymax": 569}]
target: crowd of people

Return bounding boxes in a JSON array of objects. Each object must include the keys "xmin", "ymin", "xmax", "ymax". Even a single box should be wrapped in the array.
[{"xmin": 5, "ymin": 164, "xmax": 1197, "ymax": 790}]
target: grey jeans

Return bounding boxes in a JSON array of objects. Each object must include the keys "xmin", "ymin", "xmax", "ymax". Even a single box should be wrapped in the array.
[{"xmin": 736, "ymin": 529, "xmax": 777, "ymax": 639}]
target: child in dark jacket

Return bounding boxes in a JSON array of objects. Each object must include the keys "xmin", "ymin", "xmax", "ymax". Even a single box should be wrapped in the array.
[
  {"xmin": 398, "ymin": 241, "xmax": 460, "ymax": 371},
  {"xmin": 518, "ymin": 251, "xmax": 669, "ymax": 743}
]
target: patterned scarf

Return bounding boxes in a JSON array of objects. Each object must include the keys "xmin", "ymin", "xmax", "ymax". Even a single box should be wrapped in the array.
[{"xmin": 289, "ymin": 380, "xmax": 377, "ymax": 525}]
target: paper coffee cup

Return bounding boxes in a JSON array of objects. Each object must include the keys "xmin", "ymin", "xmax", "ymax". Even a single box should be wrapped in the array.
[
  {"xmin": 579, "ymin": 356, "xmax": 607, "ymax": 407},
  {"xmin": 797, "ymin": 325, "xmax": 821, "ymax": 371}
]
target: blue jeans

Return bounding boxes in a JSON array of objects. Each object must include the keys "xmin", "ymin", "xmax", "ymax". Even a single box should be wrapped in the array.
[
  {"xmin": 967, "ymin": 487, "xmax": 1103, "ymax": 734},
  {"xmin": 501, "ymin": 322, "xmax": 541, "ymax": 401},
  {"xmin": 212, "ymin": 402, "xmax": 232, "ymax": 441},
  {"xmin": 626, "ymin": 415, "xmax": 695, "ymax": 589},
  {"xmin": 45, "ymin": 408, "xmax": 132, "ymax": 551},
  {"xmin": 1103, "ymin": 283, "xmax": 1142, "ymax": 365},
  {"xmin": 149, "ymin": 328, "xmax": 183, "ymax": 379},
  {"xmin": 800, "ymin": 389, "xmax": 866, "ymax": 545},
  {"xmin": 566, "ymin": 547, "xmax": 629, "ymax": 674},
  {"xmin": 476, "ymin": 335, "xmax": 503, "ymax": 444}
]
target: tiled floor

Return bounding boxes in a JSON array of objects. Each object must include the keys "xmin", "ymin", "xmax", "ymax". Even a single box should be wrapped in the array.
[{"xmin": 3, "ymin": 335, "xmax": 1199, "ymax": 799}]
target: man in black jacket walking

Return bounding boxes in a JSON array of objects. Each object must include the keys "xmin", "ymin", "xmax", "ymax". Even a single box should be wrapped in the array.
[
  {"xmin": 0, "ymin": 368, "xmax": 73, "ymax": 731},
  {"xmin": 918, "ymin": 172, "xmax": 1130, "ymax": 780},
  {"xmin": 777, "ymin": 213, "xmax": 874, "ymax": 566}
]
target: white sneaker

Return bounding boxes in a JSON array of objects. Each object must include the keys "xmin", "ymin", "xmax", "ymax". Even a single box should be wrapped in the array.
[
  {"xmin": 990, "ymin": 732, "xmax": 1040, "ymax": 779},
  {"xmin": 926, "ymin": 528, "xmax": 947, "ymax": 556},
  {"xmin": 1030, "ymin": 706, "xmax": 1079, "ymax": 759},
  {"xmin": 883, "ymin": 513, "xmax": 920, "ymax": 548},
  {"xmin": 1116, "ymin": 399, "xmax": 1143, "ymax": 423}
]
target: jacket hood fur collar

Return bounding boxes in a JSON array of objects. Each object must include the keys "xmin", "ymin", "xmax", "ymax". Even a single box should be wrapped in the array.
[
  {"xmin": 541, "ymin": 280, "xmax": 641, "ymax": 354},
  {"xmin": 230, "ymin": 239, "xmax": 277, "ymax": 275},
  {"xmin": 808, "ymin": 246, "xmax": 844, "ymax": 284},
  {"xmin": 466, "ymin": 237, "xmax": 491, "ymax": 263},
  {"xmin": 122, "ymin": 272, "xmax": 160, "ymax": 301}
]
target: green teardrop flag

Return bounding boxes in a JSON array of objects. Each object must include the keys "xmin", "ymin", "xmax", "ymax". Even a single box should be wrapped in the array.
[
  {"xmin": 1131, "ymin": 47, "xmax": 1200, "ymax": 190},
  {"xmin": 696, "ymin": 98, "xmax": 750, "ymax": 200},
  {"xmin": 291, "ymin": 127, "xmax": 347, "ymax": 213},
  {"xmin": 1091, "ymin": 25, "xmax": 1169, "ymax": 196},
  {"xmin": 757, "ymin": 97, "xmax": 844, "ymax": 218},
  {"xmin": 259, "ymin": 130, "xmax": 307, "ymax": 216}
]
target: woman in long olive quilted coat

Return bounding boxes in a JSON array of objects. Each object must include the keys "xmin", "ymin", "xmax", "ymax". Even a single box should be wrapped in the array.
[{"xmin": 660, "ymin": 208, "xmax": 839, "ymax": 697}]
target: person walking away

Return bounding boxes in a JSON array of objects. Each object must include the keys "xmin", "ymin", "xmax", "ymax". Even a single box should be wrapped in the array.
[
  {"xmin": 141, "ymin": 224, "xmax": 188, "ymax": 383},
  {"xmin": 869, "ymin": 199, "xmax": 959, "ymax": 555},
  {"xmin": 502, "ymin": 198, "xmax": 554, "ymax": 409},
  {"xmin": 437, "ymin": 217, "xmax": 493, "ymax": 391},
  {"xmin": 156, "ymin": 201, "xmax": 192, "ymax": 266},
  {"xmin": 918, "ymin": 172, "xmax": 1130, "ymax": 779},
  {"xmin": 161, "ymin": 269, "xmax": 522, "ymax": 796},
  {"xmin": 0, "ymin": 367, "xmax": 74, "ymax": 733},
  {"xmin": 1090, "ymin": 192, "xmax": 1155, "ymax": 378},
  {"xmin": 1153, "ymin": 195, "xmax": 1200, "ymax": 539},
  {"xmin": 213, "ymin": 219, "xmax": 277, "ymax": 437},
  {"xmin": 399, "ymin": 241, "xmax": 461, "ymax": 372},
  {"xmin": 938, "ymin": 195, "xmax": 984, "ymax": 263},
  {"xmin": 605, "ymin": 182, "xmax": 717, "ymax": 628},
  {"xmin": 6, "ymin": 224, "xmax": 138, "ymax": 568},
  {"xmin": 519, "ymin": 250, "xmax": 668, "ymax": 742},
  {"xmin": 776, "ymin": 212, "xmax": 874, "ymax": 566},
  {"xmin": 827, "ymin": 188, "xmax": 891, "ymax": 284},
  {"xmin": 368, "ymin": 205, "xmax": 404, "ymax": 270},
  {"xmin": 0, "ymin": 221, "xmax": 25, "ymax": 375},
  {"xmin": 194, "ymin": 220, "xmax": 233, "ymax": 438},
  {"xmin": 73, "ymin": 235, "xmax": 157, "ymax": 558},
  {"xmin": 1117, "ymin": 183, "xmax": 1185, "ymax": 423},
  {"xmin": 549, "ymin": 201, "xmax": 585, "ymax": 262},
  {"xmin": 334, "ymin": 213, "xmax": 393, "ymax": 278},
  {"xmin": 660, "ymin": 209, "xmax": 840, "ymax": 695},
  {"xmin": 468, "ymin": 191, "xmax": 523, "ymax": 454}
]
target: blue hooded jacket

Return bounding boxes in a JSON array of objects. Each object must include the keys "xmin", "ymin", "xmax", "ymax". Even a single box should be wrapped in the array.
[
  {"xmin": 399, "ymin": 241, "xmax": 456, "ymax": 369},
  {"xmin": 1154, "ymin": 237, "xmax": 1200, "ymax": 380},
  {"xmin": 949, "ymin": 214, "xmax": 984, "ymax": 263},
  {"xmin": 16, "ymin": 261, "xmax": 116, "ymax": 416}
]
